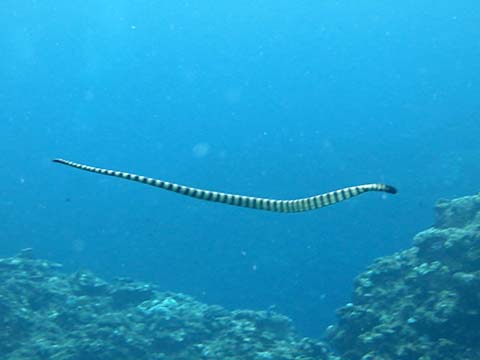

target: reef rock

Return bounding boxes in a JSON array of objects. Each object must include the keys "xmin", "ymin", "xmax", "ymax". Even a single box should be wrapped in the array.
[
  {"xmin": 0, "ymin": 249, "xmax": 333, "ymax": 360},
  {"xmin": 326, "ymin": 193, "xmax": 480, "ymax": 360}
]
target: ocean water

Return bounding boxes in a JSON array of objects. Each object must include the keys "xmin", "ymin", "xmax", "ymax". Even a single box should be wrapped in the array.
[{"xmin": 1, "ymin": 0, "xmax": 479, "ymax": 336}]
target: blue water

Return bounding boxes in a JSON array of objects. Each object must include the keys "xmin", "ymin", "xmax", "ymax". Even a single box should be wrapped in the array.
[{"xmin": 1, "ymin": 0, "xmax": 479, "ymax": 336}]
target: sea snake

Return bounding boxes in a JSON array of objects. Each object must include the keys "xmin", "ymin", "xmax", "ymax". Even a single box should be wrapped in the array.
[{"xmin": 53, "ymin": 158, "xmax": 397, "ymax": 213}]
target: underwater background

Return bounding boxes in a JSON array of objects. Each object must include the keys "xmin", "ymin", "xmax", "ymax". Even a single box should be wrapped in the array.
[{"xmin": 1, "ymin": 0, "xmax": 479, "ymax": 337}]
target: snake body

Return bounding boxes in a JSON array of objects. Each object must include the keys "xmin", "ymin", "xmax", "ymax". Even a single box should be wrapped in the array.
[{"xmin": 53, "ymin": 159, "xmax": 397, "ymax": 213}]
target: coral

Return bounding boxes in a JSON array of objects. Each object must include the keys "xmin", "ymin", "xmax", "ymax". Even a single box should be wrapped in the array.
[
  {"xmin": 4, "ymin": 194, "xmax": 479, "ymax": 359},
  {"xmin": 326, "ymin": 193, "xmax": 480, "ymax": 360},
  {"xmin": 0, "ymin": 249, "xmax": 332, "ymax": 360}
]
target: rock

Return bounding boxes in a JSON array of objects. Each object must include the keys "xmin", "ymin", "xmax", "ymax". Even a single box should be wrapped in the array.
[
  {"xmin": 435, "ymin": 195, "xmax": 480, "ymax": 229},
  {"xmin": 326, "ymin": 193, "xmax": 480, "ymax": 360},
  {"xmin": 0, "ymin": 253, "xmax": 334, "ymax": 360}
]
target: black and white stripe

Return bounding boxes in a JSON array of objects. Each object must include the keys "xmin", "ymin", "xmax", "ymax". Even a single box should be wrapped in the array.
[{"xmin": 53, "ymin": 158, "xmax": 397, "ymax": 213}]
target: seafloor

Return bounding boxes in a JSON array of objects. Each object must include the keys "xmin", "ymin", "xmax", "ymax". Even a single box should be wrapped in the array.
[
  {"xmin": 1, "ymin": 193, "xmax": 479, "ymax": 360},
  {"xmin": 0, "ymin": 252, "xmax": 331, "ymax": 360}
]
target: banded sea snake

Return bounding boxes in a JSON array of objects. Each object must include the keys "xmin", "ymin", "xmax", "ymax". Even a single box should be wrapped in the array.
[{"xmin": 53, "ymin": 159, "xmax": 397, "ymax": 213}]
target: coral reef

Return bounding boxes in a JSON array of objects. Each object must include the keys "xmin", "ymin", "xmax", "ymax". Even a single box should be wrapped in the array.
[
  {"xmin": 3, "ymin": 193, "xmax": 479, "ymax": 360},
  {"xmin": 326, "ymin": 193, "xmax": 480, "ymax": 360},
  {"xmin": 0, "ymin": 249, "xmax": 332, "ymax": 360}
]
